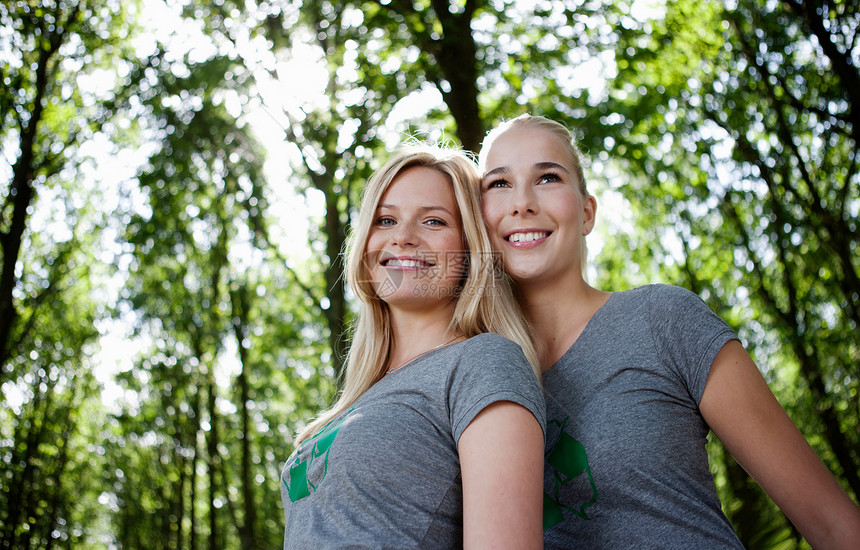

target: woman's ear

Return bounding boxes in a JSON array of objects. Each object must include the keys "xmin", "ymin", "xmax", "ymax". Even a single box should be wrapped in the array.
[{"xmin": 582, "ymin": 195, "xmax": 597, "ymax": 236}]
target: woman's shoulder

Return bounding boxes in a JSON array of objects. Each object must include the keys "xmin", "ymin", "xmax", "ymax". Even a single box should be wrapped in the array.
[
  {"xmin": 625, "ymin": 283, "xmax": 696, "ymax": 297},
  {"xmin": 622, "ymin": 283, "xmax": 705, "ymax": 307},
  {"xmin": 461, "ymin": 332, "xmax": 521, "ymax": 351},
  {"xmin": 622, "ymin": 284, "xmax": 729, "ymax": 338},
  {"xmin": 597, "ymin": 285, "xmax": 714, "ymax": 328},
  {"xmin": 449, "ymin": 334, "xmax": 541, "ymax": 397},
  {"xmin": 452, "ymin": 333, "xmax": 531, "ymax": 366}
]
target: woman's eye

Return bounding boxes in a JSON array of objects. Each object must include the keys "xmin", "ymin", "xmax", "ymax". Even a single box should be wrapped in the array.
[
  {"xmin": 538, "ymin": 173, "xmax": 561, "ymax": 184},
  {"xmin": 485, "ymin": 179, "xmax": 508, "ymax": 190},
  {"xmin": 426, "ymin": 218, "xmax": 447, "ymax": 227},
  {"xmin": 374, "ymin": 217, "xmax": 395, "ymax": 226}
]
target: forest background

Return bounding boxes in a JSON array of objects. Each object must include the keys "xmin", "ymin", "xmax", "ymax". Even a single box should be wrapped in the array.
[{"xmin": 1, "ymin": 0, "xmax": 858, "ymax": 548}]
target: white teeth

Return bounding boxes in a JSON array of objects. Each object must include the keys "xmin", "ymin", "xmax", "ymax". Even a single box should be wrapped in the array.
[
  {"xmin": 385, "ymin": 258, "xmax": 427, "ymax": 268},
  {"xmin": 508, "ymin": 232, "xmax": 548, "ymax": 243}
]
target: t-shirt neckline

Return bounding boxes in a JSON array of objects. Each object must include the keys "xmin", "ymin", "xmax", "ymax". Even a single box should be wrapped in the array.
[{"xmin": 543, "ymin": 290, "xmax": 620, "ymax": 376}]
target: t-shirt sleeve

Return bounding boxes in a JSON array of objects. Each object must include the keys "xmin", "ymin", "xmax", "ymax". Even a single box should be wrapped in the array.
[
  {"xmin": 649, "ymin": 285, "xmax": 738, "ymax": 405},
  {"xmin": 447, "ymin": 334, "xmax": 546, "ymax": 444}
]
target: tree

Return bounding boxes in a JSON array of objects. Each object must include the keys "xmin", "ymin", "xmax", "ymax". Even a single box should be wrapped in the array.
[
  {"xmin": 0, "ymin": 0, "xmax": 131, "ymax": 370},
  {"xmin": 107, "ymin": 3, "xmax": 335, "ymax": 547},
  {"xmin": 0, "ymin": 0, "xmax": 140, "ymax": 546},
  {"xmin": 4, "ymin": 0, "xmax": 857, "ymax": 547},
  {"xmin": 311, "ymin": 0, "xmax": 604, "ymax": 153}
]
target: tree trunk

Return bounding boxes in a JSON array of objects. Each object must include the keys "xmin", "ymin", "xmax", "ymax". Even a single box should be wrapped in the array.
[
  {"xmin": 207, "ymin": 377, "xmax": 220, "ymax": 550},
  {"xmin": 1, "ymin": 386, "xmax": 51, "ymax": 550},
  {"xmin": 231, "ymin": 287, "xmax": 258, "ymax": 548},
  {"xmin": 0, "ymin": 56, "xmax": 44, "ymax": 371},
  {"xmin": 177, "ymin": 442, "xmax": 186, "ymax": 550},
  {"xmin": 323, "ymin": 191, "xmax": 348, "ymax": 379},
  {"xmin": 0, "ymin": 0, "xmax": 78, "ymax": 373},
  {"xmin": 43, "ymin": 397, "xmax": 75, "ymax": 550},
  {"xmin": 190, "ymin": 388, "xmax": 201, "ymax": 550},
  {"xmin": 427, "ymin": 0, "xmax": 484, "ymax": 151}
]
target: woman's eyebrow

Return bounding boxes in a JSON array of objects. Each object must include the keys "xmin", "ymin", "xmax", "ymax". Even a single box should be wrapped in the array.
[
  {"xmin": 482, "ymin": 166, "xmax": 509, "ymax": 180},
  {"xmin": 482, "ymin": 162, "xmax": 571, "ymax": 180},
  {"xmin": 377, "ymin": 204, "xmax": 455, "ymax": 216},
  {"xmin": 533, "ymin": 161, "xmax": 570, "ymax": 174}
]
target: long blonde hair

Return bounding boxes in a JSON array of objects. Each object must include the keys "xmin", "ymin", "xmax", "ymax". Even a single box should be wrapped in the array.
[
  {"xmin": 478, "ymin": 114, "xmax": 592, "ymax": 272},
  {"xmin": 294, "ymin": 144, "xmax": 539, "ymax": 446}
]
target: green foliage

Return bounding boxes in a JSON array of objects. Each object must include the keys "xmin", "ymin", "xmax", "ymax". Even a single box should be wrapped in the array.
[
  {"xmin": 111, "ymin": 28, "xmax": 334, "ymax": 546},
  {"xmin": 0, "ymin": 1, "xmax": 142, "ymax": 547},
  {"xmin": 2, "ymin": 0, "xmax": 858, "ymax": 548},
  {"xmin": 0, "ymin": 221, "xmax": 113, "ymax": 547}
]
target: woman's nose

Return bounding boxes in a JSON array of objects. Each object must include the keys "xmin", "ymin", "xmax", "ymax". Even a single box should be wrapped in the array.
[
  {"xmin": 511, "ymin": 184, "xmax": 538, "ymax": 216},
  {"xmin": 391, "ymin": 222, "xmax": 418, "ymax": 247}
]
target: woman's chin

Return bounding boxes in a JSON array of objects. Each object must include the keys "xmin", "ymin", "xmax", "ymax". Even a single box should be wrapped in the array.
[{"xmin": 378, "ymin": 286, "xmax": 459, "ymax": 310}]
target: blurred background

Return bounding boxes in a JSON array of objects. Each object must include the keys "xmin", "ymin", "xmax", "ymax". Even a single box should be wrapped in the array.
[{"xmin": 1, "ymin": 0, "xmax": 857, "ymax": 548}]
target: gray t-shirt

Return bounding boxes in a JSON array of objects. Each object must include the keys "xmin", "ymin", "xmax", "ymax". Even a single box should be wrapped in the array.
[
  {"xmin": 542, "ymin": 284, "xmax": 744, "ymax": 549},
  {"xmin": 280, "ymin": 332, "xmax": 546, "ymax": 549}
]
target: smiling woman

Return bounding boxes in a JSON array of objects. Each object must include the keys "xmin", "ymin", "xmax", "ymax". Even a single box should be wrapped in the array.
[
  {"xmin": 365, "ymin": 165, "xmax": 466, "ymax": 306},
  {"xmin": 281, "ymin": 144, "xmax": 546, "ymax": 549},
  {"xmin": 477, "ymin": 114, "xmax": 860, "ymax": 549}
]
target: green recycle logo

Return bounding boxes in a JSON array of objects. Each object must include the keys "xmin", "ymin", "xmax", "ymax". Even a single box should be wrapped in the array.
[
  {"xmin": 543, "ymin": 417, "xmax": 598, "ymax": 529},
  {"xmin": 284, "ymin": 410, "xmax": 353, "ymax": 503}
]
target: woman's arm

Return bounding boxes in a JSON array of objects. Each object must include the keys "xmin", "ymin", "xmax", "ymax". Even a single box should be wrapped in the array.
[
  {"xmin": 700, "ymin": 339, "xmax": 860, "ymax": 549},
  {"xmin": 458, "ymin": 401, "xmax": 544, "ymax": 550}
]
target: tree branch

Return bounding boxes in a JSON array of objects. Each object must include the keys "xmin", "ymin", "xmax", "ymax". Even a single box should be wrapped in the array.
[{"xmin": 784, "ymin": 0, "xmax": 860, "ymax": 139}]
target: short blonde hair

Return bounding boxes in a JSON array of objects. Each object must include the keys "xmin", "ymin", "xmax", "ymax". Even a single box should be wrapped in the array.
[{"xmin": 295, "ymin": 144, "xmax": 539, "ymax": 446}]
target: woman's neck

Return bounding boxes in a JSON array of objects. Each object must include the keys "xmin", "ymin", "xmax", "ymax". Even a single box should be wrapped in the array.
[
  {"xmin": 386, "ymin": 303, "xmax": 459, "ymax": 371},
  {"xmin": 517, "ymin": 275, "xmax": 610, "ymax": 370}
]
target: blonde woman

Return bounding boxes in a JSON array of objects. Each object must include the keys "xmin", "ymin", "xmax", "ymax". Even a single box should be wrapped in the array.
[
  {"xmin": 478, "ymin": 114, "xmax": 860, "ymax": 549},
  {"xmin": 281, "ymin": 145, "xmax": 545, "ymax": 549}
]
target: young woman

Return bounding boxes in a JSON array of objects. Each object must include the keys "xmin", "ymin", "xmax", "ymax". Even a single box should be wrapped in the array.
[
  {"xmin": 281, "ymin": 145, "xmax": 546, "ymax": 549},
  {"xmin": 478, "ymin": 114, "xmax": 860, "ymax": 549}
]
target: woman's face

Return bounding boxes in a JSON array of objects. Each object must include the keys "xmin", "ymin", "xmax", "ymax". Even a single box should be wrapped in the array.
[
  {"xmin": 365, "ymin": 166, "xmax": 466, "ymax": 310},
  {"xmin": 480, "ymin": 125, "xmax": 595, "ymax": 285}
]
